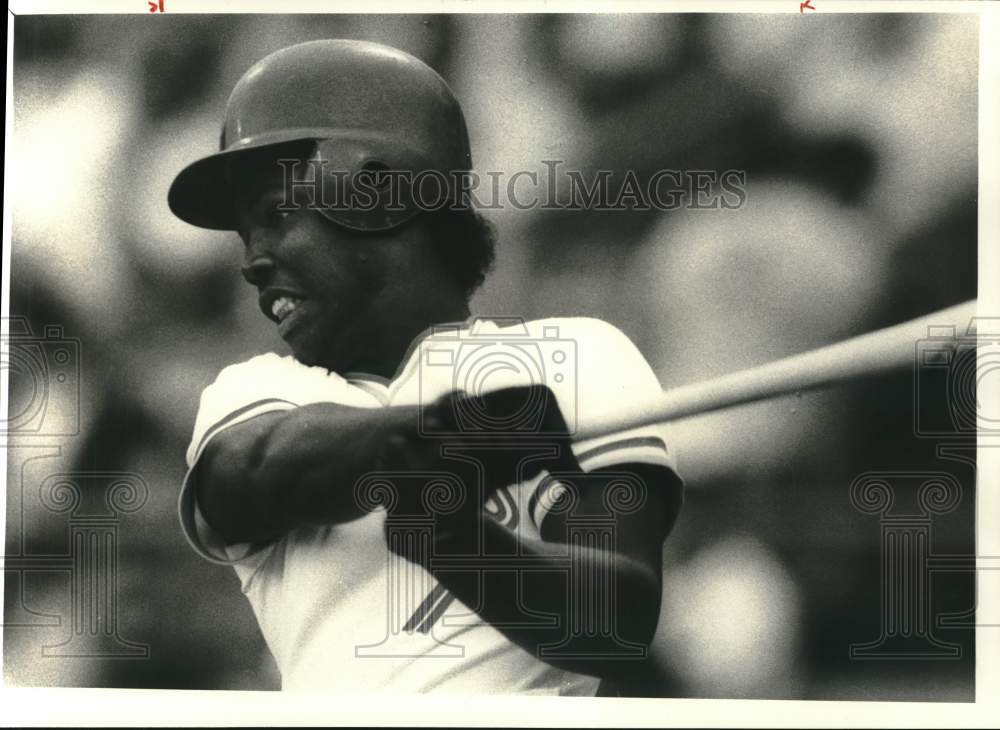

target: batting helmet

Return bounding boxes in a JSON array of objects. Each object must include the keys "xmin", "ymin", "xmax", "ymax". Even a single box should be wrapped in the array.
[{"xmin": 168, "ymin": 39, "xmax": 472, "ymax": 232}]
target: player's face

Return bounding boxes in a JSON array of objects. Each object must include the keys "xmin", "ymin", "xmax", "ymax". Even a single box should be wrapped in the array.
[{"xmin": 230, "ymin": 151, "xmax": 451, "ymax": 375}]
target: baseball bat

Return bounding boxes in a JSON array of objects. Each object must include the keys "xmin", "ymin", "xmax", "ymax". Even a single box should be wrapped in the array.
[{"xmin": 576, "ymin": 299, "xmax": 978, "ymax": 441}]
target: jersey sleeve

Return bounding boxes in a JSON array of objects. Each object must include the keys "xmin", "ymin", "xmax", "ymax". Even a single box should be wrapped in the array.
[
  {"xmin": 530, "ymin": 318, "xmax": 682, "ymax": 530},
  {"xmin": 178, "ymin": 353, "xmax": 354, "ymax": 571}
]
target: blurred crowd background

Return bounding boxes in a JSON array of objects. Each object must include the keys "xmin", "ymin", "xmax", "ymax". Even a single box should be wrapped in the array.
[{"xmin": 5, "ymin": 13, "xmax": 978, "ymax": 699}]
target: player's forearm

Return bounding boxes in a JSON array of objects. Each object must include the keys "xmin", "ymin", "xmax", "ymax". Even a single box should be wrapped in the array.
[
  {"xmin": 432, "ymin": 520, "xmax": 662, "ymax": 680},
  {"xmin": 198, "ymin": 402, "xmax": 418, "ymax": 544},
  {"xmin": 258, "ymin": 404, "xmax": 404, "ymax": 522}
]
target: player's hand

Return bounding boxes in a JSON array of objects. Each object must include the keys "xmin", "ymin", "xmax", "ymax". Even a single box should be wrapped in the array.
[
  {"xmin": 424, "ymin": 384, "xmax": 582, "ymax": 488},
  {"xmin": 374, "ymin": 385, "xmax": 582, "ymax": 554}
]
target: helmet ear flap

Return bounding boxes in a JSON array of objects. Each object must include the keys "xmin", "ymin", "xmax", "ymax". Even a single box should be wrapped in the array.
[{"xmin": 306, "ymin": 137, "xmax": 455, "ymax": 233}]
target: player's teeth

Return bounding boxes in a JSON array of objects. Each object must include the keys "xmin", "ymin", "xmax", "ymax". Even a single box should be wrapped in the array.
[{"xmin": 271, "ymin": 296, "xmax": 301, "ymax": 321}]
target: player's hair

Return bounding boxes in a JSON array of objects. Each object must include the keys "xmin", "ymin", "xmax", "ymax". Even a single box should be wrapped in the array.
[{"xmin": 424, "ymin": 207, "xmax": 497, "ymax": 298}]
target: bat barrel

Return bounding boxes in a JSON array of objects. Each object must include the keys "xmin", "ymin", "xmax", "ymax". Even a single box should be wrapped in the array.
[{"xmin": 575, "ymin": 299, "xmax": 978, "ymax": 441}]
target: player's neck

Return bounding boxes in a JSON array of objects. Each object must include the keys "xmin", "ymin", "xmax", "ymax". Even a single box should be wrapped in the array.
[{"xmin": 344, "ymin": 298, "xmax": 470, "ymax": 381}]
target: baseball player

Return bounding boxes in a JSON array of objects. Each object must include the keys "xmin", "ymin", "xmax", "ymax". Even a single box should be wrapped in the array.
[{"xmin": 169, "ymin": 39, "xmax": 684, "ymax": 694}]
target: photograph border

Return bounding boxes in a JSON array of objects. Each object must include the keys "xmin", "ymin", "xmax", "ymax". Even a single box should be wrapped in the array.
[{"xmin": 2, "ymin": 1, "xmax": 998, "ymax": 726}]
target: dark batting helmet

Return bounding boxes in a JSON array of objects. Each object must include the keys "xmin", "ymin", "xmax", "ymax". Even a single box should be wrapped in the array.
[{"xmin": 168, "ymin": 39, "xmax": 472, "ymax": 232}]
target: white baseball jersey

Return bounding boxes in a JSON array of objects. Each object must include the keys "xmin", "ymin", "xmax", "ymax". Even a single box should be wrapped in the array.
[{"xmin": 179, "ymin": 316, "xmax": 679, "ymax": 693}]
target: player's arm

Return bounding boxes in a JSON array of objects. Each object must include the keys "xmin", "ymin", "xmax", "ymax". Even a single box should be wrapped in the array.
[
  {"xmin": 194, "ymin": 402, "xmax": 424, "ymax": 545},
  {"xmin": 442, "ymin": 463, "xmax": 680, "ymax": 681},
  {"xmin": 389, "ymin": 385, "xmax": 683, "ymax": 681}
]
